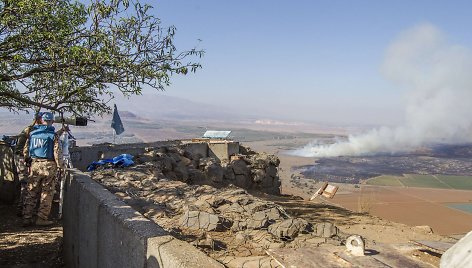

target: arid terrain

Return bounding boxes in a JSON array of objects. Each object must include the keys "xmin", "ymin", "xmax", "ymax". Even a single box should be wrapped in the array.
[
  {"xmin": 243, "ymin": 138, "xmax": 472, "ymax": 236},
  {"xmin": 2, "ymin": 112, "xmax": 472, "ymax": 267},
  {"xmin": 0, "ymin": 204, "xmax": 63, "ymax": 267}
]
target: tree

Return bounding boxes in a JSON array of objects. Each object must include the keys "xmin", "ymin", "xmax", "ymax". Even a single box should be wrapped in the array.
[{"xmin": 0, "ymin": 0, "xmax": 203, "ymax": 116}]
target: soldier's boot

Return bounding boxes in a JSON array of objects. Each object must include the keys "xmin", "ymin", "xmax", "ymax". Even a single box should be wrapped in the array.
[
  {"xmin": 35, "ymin": 218, "xmax": 54, "ymax": 226},
  {"xmin": 22, "ymin": 218, "xmax": 33, "ymax": 227}
]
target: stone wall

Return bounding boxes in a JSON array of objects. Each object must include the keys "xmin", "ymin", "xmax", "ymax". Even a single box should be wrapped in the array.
[
  {"xmin": 71, "ymin": 141, "xmax": 281, "ymax": 195},
  {"xmin": 135, "ymin": 144, "xmax": 281, "ymax": 195},
  {"xmin": 69, "ymin": 141, "xmax": 180, "ymax": 171},
  {"xmin": 0, "ymin": 141, "xmax": 18, "ymax": 204}
]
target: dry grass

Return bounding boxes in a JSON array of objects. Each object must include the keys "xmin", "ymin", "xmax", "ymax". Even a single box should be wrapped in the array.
[{"xmin": 357, "ymin": 188, "xmax": 376, "ymax": 213}]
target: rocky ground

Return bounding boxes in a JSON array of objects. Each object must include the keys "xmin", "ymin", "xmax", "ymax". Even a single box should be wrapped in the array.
[
  {"xmin": 1, "ymin": 139, "xmax": 464, "ymax": 268},
  {"xmin": 91, "ymin": 154, "xmax": 457, "ymax": 267},
  {"xmin": 94, "ymin": 168, "xmax": 347, "ymax": 266},
  {"xmin": 0, "ymin": 204, "xmax": 63, "ymax": 267}
]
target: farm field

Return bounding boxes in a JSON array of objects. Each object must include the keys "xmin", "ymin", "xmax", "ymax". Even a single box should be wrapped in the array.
[
  {"xmin": 447, "ymin": 203, "xmax": 472, "ymax": 214},
  {"xmin": 365, "ymin": 175, "xmax": 404, "ymax": 187},
  {"xmin": 436, "ymin": 175, "xmax": 472, "ymax": 190},
  {"xmin": 366, "ymin": 174, "xmax": 472, "ymax": 190},
  {"xmin": 331, "ymin": 185, "xmax": 472, "ymax": 235}
]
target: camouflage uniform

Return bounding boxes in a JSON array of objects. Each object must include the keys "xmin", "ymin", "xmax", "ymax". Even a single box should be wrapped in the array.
[
  {"xmin": 14, "ymin": 124, "xmax": 35, "ymax": 214},
  {"xmin": 13, "ymin": 154, "xmax": 28, "ymax": 213},
  {"xmin": 23, "ymin": 125, "xmax": 64, "ymax": 223}
]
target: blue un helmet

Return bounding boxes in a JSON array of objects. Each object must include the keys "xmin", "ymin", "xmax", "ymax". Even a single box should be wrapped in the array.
[{"xmin": 41, "ymin": 112, "xmax": 54, "ymax": 121}]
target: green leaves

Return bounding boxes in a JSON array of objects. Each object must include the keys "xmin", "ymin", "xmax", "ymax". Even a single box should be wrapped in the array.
[{"xmin": 0, "ymin": 0, "xmax": 204, "ymax": 116}]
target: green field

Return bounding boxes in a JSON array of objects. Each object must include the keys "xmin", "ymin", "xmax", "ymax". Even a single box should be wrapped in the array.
[
  {"xmin": 366, "ymin": 175, "xmax": 404, "ymax": 186},
  {"xmin": 400, "ymin": 174, "xmax": 449, "ymax": 189},
  {"xmin": 436, "ymin": 175, "xmax": 472, "ymax": 190},
  {"xmin": 447, "ymin": 203, "xmax": 472, "ymax": 214},
  {"xmin": 366, "ymin": 174, "xmax": 472, "ymax": 190}
]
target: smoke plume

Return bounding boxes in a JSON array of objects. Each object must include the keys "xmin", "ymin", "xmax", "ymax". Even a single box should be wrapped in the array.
[{"xmin": 294, "ymin": 24, "xmax": 472, "ymax": 157}]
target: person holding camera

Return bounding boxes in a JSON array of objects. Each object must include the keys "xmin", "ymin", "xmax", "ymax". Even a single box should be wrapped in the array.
[{"xmin": 22, "ymin": 112, "xmax": 64, "ymax": 227}]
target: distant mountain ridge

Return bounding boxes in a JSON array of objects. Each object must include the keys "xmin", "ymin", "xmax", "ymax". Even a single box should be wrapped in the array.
[
  {"xmin": 0, "ymin": 94, "xmax": 251, "ymax": 122},
  {"xmin": 113, "ymin": 94, "xmax": 251, "ymax": 122}
]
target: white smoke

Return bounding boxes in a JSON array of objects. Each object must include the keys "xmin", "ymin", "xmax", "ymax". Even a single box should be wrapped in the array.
[{"xmin": 294, "ymin": 24, "xmax": 472, "ymax": 157}]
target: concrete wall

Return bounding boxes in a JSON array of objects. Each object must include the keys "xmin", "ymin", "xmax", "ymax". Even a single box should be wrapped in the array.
[
  {"xmin": 63, "ymin": 169, "xmax": 223, "ymax": 268},
  {"xmin": 208, "ymin": 141, "xmax": 240, "ymax": 162},
  {"xmin": 181, "ymin": 142, "xmax": 208, "ymax": 158}
]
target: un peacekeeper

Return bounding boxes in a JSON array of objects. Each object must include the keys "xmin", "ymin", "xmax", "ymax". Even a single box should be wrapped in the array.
[
  {"xmin": 22, "ymin": 112, "xmax": 64, "ymax": 227},
  {"xmin": 14, "ymin": 112, "xmax": 43, "ymax": 216}
]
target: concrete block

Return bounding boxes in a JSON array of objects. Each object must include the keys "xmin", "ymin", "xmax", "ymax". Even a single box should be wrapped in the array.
[
  {"xmin": 97, "ymin": 202, "xmax": 148, "ymax": 268},
  {"xmin": 208, "ymin": 142, "xmax": 239, "ymax": 162},
  {"xmin": 77, "ymin": 178, "xmax": 101, "ymax": 267},
  {"xmin": 227, "ymin": 142, "xmax": 240, "ymax": 159},
  {"xmin": 147, "ymin": 236, "xmax": 224, "ymax": 268},
  {"xmin": 63, "ymin": 172, "xmax": 81, "ymax": 267},
  {"xmin": 182, "ymin": 142, "xmax": 208, "ymax": 159}
]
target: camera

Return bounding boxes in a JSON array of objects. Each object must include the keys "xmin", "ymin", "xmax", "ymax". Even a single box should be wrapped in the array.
[{"xmin": 54, "ymin": 116, "xmax": 88, "ymax": 126}]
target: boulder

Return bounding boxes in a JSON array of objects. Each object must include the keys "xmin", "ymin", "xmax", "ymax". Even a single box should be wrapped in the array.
[
  {"xmin": 268, "ymin": 218, "xmax": 312, "ymax": 240},
  {"xmin": 313, "ymin": 222, "xmax": 338, "ymax": 238},
  {"xmin": 134, "ymin": 154, "xmax": 153, "ymax": 164},
  {"xmin": 246, "ymin": 214, "xmax": 270, "ymax": 230},
  {"xmin": 174, "ymin": 162, "xmax": 189, "ymax": 182},
  {"xmin": 218, "ymin": 256, "xmax": 279, "ymax": 268},
  {"xmin": 199, "ymin": 157, "xmax": 218, "ymax": 169},
  {"xmin": 180, "ymin": 156, "xmax": 193, "ymax": 166},
  {"xmin": 251, "ymin": 169, "xmax": 266, "ymax": 183},
  {"xmin": 180, "ymin": 210, "xmax": 232, "ymax": 231},
  {"xmin": 154, "ymin": 146, "xmax": 168, "ymax": 154},
  {"xmin": 247, "ymin": 207, "xmax": 286, "ymax": 230},
  {"xmin": 239, "ymin": 145, "xmax": 257, "ymax": 155},
  {"xmin": 265, "ymin": 165, "xmax": 278, "ymax": 178},
  {"xmin": 188, "ymin": 168, "xmax": 207, "ymax": 183},
  {"xmin": 224, "ymin": 168, "xmax": 236, "ymax": 181},
  {"xmin": 168, "ymin": 152, "xmax": 183, "ymax": 163},
  {"xmin": 413, "ymin": 225, "xmax": 434, "ymax": 234},
  {"xmin": 231, "ymin": 159, "xmax": 251, "ymax": 176},
  {"xmin": 206, "ymin": 163, "xmax": 224, "ymax": 183},
  {"xmin": 155, "ymin": 154, "xmax": 174, "ymax": 172},
  {"xmin": 252, "ymin": 159, "xmax": 267, "ymax": 169},
  {"xmin": 235, "ymin": 175, "xmax": 250, "ymax": 188},
  {"xmin": 260, "ymin": 176, "xmax": 275, "ymax": 188},
  {"xmin": 247, "ymin": 153, "xmax": 280, "ymax": 168}
]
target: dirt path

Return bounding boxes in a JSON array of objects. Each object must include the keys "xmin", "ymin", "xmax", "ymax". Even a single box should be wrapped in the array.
[{"xmin": 0, "ymin": 204, "xmax": 64, "ymax": 267}]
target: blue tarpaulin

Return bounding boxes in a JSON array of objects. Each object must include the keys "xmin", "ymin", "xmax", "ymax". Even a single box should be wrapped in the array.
[{"xmin": 87, "ymin": 154, "xmax": 134, "ymax": 171}]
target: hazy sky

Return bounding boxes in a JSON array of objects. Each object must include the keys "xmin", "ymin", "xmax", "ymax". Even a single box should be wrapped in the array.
[{"xmin": 121, "ymin": 1, "xmax": 472, "ymax": 126}]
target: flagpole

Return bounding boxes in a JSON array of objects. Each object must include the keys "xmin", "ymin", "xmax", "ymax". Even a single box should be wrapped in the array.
[{"xmin": 111, "ymin": 104, "xmax": 124, "ymax": 144}]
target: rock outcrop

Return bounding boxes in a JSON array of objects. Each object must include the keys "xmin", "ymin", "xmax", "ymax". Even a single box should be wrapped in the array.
[
  {"xmin": 129, "ymin": 144, "xmax": 281, "ymax": 195},
  {"xmin": 92, "ymin": 169, "xmax": 345, "ymax": 263}
]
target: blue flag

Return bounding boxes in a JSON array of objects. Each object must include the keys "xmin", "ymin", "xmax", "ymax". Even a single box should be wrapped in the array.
[{"xmin": 111, "ymin": 104, "xmax": 125, "ymax": 135}]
